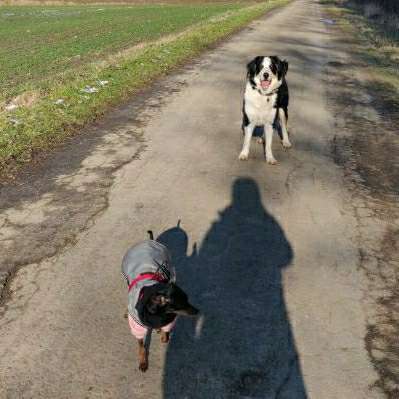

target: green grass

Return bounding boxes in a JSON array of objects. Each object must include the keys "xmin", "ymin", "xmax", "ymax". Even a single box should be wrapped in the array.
[
  {"xmin": 0, "ymin": 3, "xmax": 244, "ymax": 101},
  {"xmin": 0, "ymin": 0, "xmax": 291, "ymax": 174}
]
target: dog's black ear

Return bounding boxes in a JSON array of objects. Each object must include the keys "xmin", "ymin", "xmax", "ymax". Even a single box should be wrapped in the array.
[
  {"xmin": 173, "ymin": 305, "xmax": 199, "ymax": 316},
  {"xmin": 247, "ymin": 56, "xmax": 263, "ymax": 78},
  {"xmin": 281, "ymin": 59, "xmax": 289, "ymax": 77},
  {"xmin": 277, "ymin": 59, "xmax": 288, "ymax": 80},
  {"xmin": 270, "ymin": 56, "xmax": 288, "ymax": 80}
]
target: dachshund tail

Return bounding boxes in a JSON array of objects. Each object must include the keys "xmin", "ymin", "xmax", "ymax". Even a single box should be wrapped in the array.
[{"xmin": 147, "ymin": 230, "xmax": 154, "ymax": 240}]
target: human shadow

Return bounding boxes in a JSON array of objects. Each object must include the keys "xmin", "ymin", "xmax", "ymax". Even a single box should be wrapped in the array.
[
  {"xmin": 156, "ymin": 220, "xmax": 196, "ymax": 269},
  {"xmin": 162, "ymin": 178, "xmax": 308, "ymax": 398}
]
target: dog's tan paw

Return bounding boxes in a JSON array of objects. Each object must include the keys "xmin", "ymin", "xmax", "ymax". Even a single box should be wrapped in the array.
[
  {"xmin": 139, "ymin": 362, "xmax": 148, "ymax": 372},
  {"xmin": 256, "ymin": 137, "xmax": 264, "ymax": 144},
  {"xmin": 238, "ymin": 152, "xmax": 249, "ymax": 161}
]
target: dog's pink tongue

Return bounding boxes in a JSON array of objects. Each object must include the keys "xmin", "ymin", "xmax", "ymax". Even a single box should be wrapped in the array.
[{"xmin": 261, "ymin": 80, "xmax": 271, "ymax": 89}]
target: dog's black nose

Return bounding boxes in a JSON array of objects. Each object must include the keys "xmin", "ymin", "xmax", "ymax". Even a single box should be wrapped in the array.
[{"xmin": 263, "ymin": 72, "xmax": 269, "ymax": 80}]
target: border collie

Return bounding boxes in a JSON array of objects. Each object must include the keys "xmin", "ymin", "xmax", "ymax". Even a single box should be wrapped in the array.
[{"xmin": 238, "ymin": 56, "xmax": 291, "ymax": 164}]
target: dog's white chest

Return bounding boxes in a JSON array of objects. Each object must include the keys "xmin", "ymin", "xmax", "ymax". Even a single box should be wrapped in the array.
[{"xmin": 244, "ymin": 87, "xmax": 276, "ymax": 125}]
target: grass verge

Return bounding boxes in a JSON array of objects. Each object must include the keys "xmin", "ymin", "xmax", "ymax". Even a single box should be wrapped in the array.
[
  {"xmin": 0, "ymin": 0, "xmax": 290, "ymax": 177},
  {"xmin": 324, "ymin": 1, "xmax": 399, "ymax": 110}
]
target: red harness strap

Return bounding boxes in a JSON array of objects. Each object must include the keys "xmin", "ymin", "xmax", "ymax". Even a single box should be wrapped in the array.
[{"xmin": 127, "ymin": 273, "xmax": 166, "ymax": 292}]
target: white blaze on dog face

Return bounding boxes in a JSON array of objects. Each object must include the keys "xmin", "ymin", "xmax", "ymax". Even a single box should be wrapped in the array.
[
  {"xmin": 258, "ymin": 57, "xmax": 274, "ymax": 90},
  {"xmin": 247, "ymin": 56, "xmax": 288, "ymax": 94}
]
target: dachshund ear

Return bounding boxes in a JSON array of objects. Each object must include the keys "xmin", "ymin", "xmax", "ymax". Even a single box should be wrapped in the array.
[{"xmin": 246, "ymin": 56, "xmax": 263, "ymax": 78}]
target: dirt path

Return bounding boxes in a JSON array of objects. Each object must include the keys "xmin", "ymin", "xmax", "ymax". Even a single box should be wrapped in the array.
[
  {"xmin": 326, "ymin": 9, "xmax": 399, "ymax": 397},
  {"xmin": 0, "ymin": 0, "xmax": 391, "ymax": 397}
]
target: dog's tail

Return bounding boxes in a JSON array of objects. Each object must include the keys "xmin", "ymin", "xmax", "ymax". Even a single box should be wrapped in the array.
[{"xmin": 147, "ymin": 230, "xmax": 154, "ymax": 240}]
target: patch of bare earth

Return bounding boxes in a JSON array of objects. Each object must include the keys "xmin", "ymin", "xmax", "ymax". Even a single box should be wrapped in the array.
[{"xmin": 325, "ymin": 12, "xmax": 399, "ymax": 399}]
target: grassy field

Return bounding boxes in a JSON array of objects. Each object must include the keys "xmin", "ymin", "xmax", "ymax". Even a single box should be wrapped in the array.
[
  {"xmin": 0, "ymin": 3, "xmax": 244, "ymax": 101},
  {"xmin": 0, "ymin": 0, "xmax": 262, "ymax": 3},
  {"xmin": 0, "ymin": 0, "xmax": 290, "ymax": 176}
]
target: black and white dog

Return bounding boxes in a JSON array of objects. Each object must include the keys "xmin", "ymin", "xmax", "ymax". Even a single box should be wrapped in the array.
[{"xmin": 238, "ymin": 56, "xmax": 291, "ymax": 165}]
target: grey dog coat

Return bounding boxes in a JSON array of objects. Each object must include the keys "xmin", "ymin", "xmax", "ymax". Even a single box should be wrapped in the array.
[{"xmin": 122, "ymin": 240, "xmax": 176, "ymax": 327}]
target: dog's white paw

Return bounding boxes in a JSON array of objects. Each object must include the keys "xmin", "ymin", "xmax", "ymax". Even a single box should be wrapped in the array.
[
  {"xmin": 282, "ymin": 140, "xmax": 292, "ymax": 149},
  {"xmin": 238, "ymin": 151, "xmax": 249, "ymax": 161},
  {"xmin": 266, "ymin": 157, "xmax": 277, "ymax": 165},
  {"xmin": 256, "ymin": 137, "xmax": 264, "ymax": 144}
]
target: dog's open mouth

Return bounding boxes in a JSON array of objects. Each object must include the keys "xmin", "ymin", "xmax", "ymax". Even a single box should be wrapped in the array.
[{"xmin": 260, "ymin": 79, "xmax": 271, "ymax": 89}]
